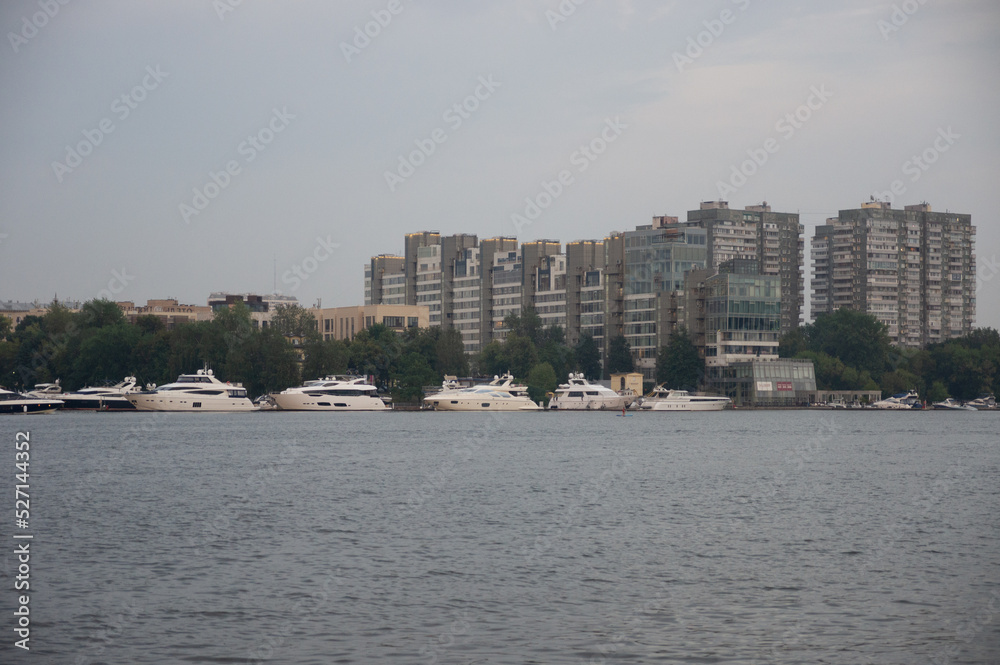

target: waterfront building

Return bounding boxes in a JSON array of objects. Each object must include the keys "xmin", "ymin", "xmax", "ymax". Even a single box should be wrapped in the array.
[
  {"xmin": 312, "ymin": 304, "xmax": 429, "ymax": 342},
  {"xmin": 710, "ymin": 358, "xmax": 817, "ymax": 407},
  {"xmin": 810, "ymin": 201, "xmax": 976, "ymax": 347}
]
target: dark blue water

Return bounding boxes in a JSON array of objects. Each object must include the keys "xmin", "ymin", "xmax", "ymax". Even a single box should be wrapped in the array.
[{"xmin": 2, "ymin": 410, "xmax": 998, "ymax": 664}]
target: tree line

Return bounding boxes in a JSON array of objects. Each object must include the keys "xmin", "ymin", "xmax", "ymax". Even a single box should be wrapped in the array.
[
  {"xmin": 779, "ymin": 308, "xmax": 1000, "ymax": 402},
  {"xmin": 0, "ymin": 300, "xmax": 704, "ymax": 403}
]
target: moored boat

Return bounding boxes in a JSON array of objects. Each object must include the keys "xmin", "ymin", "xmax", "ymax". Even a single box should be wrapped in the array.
[
  {"xmin": 423, "ymin": 373, "xmax": 539, "ymax": 411},
  {"xmin": 0, "ymin": 388, "xmax": 64, "ymax": 414},
  {"xmin": 126, "ymin": 369, "xmax": 254, "ymax": 412},
  {"xmin": 270, "ymin": 376, "xmax": 387, "ymax": 411},
  {"xmin": 547, "ymin": 373, "xmax": 633, "ymax": 411},
  {"xmin": 59, "ymin": 376, "xmax": 139, "ymax": 411},
  {"xmin": 931, "ymin": 398, "xmax": 977, "ymax": 411},
  {"xmin": 638, "ymin": 385, "xmax": 731, "ymax": 411},
  {"xmin": 872, "ymin": 390, "xmax": 921, "ymax": 410}
]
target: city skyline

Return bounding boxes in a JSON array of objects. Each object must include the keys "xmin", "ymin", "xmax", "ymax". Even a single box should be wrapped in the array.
[{"xmin": 1, "ymin": 2, "xmax": 998, "ymax": 329}]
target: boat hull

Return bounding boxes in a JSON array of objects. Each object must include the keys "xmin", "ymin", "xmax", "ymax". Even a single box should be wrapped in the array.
[
  {"xmin": 271, "ymin": 394, "xmax": 387, "ymax": 411},
  {"xmin": 424, "ymin": 397, "xmax": 539, "ymax": 411},
  {"xmin": 548, "ymin": 396, "xmax": 630, "ymax": 411},
  {"xmin": 59, "ymin": 395, "xmax": 137, "ymax": 411},
  {"xmin": 127, "ymin": 394, "xmax": 255, "ymax": 412},
  {"xmin": 642, "ymin": 399, "xmax": 729, "ymax": 411},
  {"xmin": 0, "ymin": 401, "xmax": 63, "ymax": 414}
]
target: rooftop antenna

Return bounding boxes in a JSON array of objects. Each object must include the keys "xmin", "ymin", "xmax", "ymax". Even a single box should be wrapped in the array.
[{"xmin": 273, "ymin": 254, "xmax": 276, "ymax": 294}]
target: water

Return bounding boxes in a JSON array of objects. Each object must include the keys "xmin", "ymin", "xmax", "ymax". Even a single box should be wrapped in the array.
[{"xmin": 2, "ymin": 410, "xmax": 999, "ymax": 664}]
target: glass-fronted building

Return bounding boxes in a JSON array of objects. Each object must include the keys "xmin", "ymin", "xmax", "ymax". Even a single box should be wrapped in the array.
[{"xmin": 710, "ymin": 358, "xmax": 816, "ymax": 407}]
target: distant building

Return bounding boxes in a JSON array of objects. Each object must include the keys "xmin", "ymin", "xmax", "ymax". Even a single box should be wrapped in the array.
[
  {"xmin": 117, "ymin": 299, "xmax": 213, "ymax": 328},
  {"xmin": 711, "ymin": 358, "xmax": 817, "ymax": 407},
  {"xmin": 207, "ymin": 292, "xmax": 299, "ymax": 329},
  {"xmin": 311, "ymin": 304, "xmax": 429, "ymax": 342},
  {"xmin": 811, "ymin": 201, "xmax": 976, "ymax": 346}
]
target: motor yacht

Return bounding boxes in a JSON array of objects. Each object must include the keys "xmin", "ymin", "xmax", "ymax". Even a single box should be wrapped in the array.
[
  {"xmin": 965, "ymin": 394, "xmax": 996, "ymax": 410},
  {"xmin": 931, "ymin": 398, "xmax": 977, "ymax": 411},
  {"xmin": 423, "ymin": 383, "xmax": 540, "ymax": 411},
  {"xmin": 25, "ymin": 380, "xmax": 62, "ymax": 399},
  {"xmin": 0, "ymin": 388, "xmax": 64, "ymax": 414},
  {"xmin": 270, "ymin": 376, "xmax": 387, "ymax": 411},
  {"xmin": 638, "ymin": 385, "xmax": 731, "ymax": 411},
  {"xmin": 547, "ymin": 373, "xmax": 633, "ymax": 411},
  {"xmin": 126, "ymin": 369, "xmax": 254, "ymax": 412},
  {"xmin": 872, "ymin": 390, "xmax": 920, "ymax": 410},
  {"xmin": 59, "ymin": 376, "xmax": 139, "ymax": 411}
]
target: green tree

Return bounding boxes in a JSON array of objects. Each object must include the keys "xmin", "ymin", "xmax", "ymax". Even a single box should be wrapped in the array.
[
  {"xmin": 526, "ymin": 362, "xmax": 558, "ymax": 406},
  {"xmin": 72, "ymin": 323, "xmax": 141, "ymax": 387},
  {"xmin": 574, "ymin": 333, "xmax": 601, "ymax": 381},
  {"xmin": 804, "ymin": 310, "xmax": 890, "ymax": 377},
  {"xmin": 503, "ymin": 304, "xmax": 543, "ymax": 346},
  {"xmin": 434, "ymin": 328, "xmax": 469, "ymax": 377},
  {"xmin": 927, "ymin": 380, "xmax": 949, "ymax": 403},
  {"xmin": 302, "ymin": 337, "xmax": 349, "ymax": 380},
  {"xmin": 778, "ymin": 326, "xmax": 808, "ymax": 358},
  {"xmin": 502, "ymin": 333, "xmax": 538, "ymax": 381},
  {"xmin": 475, "ymin": 340, "xmax": 506, "ymax": 377},
  {"xmin": 393, "ymin": 352, "xmax": 438, "ymax": 402},
  {"xmin": 656, "ymin": 327, "xmax": 703, "ymax": 390},
  {"xmin": 606, "ymin": 335, "xmax": 634, "ymax": 375},
  {"xmin": 78, "ymin": 299, "xmax": 125, "ymax": 330},
  {"xmin": 270, "ymin": 304, "xmax": 318, "ymax": 339}
]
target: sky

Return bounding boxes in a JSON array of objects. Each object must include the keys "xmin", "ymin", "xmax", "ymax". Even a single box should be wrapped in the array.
[{"xmin": 1, "ymin": 0, "xmax": 998, "ymax": 329}]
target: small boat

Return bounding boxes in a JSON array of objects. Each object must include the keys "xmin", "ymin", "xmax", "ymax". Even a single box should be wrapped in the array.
[
  {"xmin": 638, "ymin": 385, "xmax": 731, "ymax": 411},
  {"xmin": 547, "ymin": 373, "xmax": 633, "ymax": 411},
  {"xmin": 126, "ymin": 369, "xmax": 254, "ymax": 412},
  {"xmin": 270, "ymin": 376, "xmax": 387, "ymax": 411},
  {"xmin": 0, "ymin": 388, "xmax": 64, "ymax": 414},
  {"xmin": 59, "ymin": 376, "xmax": 139, "ymax": 411},
  {"xmin": 423, "ymin": 374, "xmax": 540, "ymax": 411},
  {"xmin": 931, "ymin": 398, "xmax": 977, "ymax": 411}
]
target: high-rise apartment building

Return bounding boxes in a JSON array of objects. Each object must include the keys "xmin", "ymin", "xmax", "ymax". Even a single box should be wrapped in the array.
[
  {"xmin": 680, "ymin": 201, "xmax": 803, "ymax": 334},
  {"xmin": 364, "ymin": 255, "xmax": 405, "ymax": 306},
  {"xmin": 811, "ymin": 201, "xmax": 976, "ymax": 347}
]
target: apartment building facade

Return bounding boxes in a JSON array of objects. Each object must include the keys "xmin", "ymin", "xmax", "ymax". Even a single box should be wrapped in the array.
[{"xmin": 811, "ymin": 201, "xmax": 976, "ymax": 347}]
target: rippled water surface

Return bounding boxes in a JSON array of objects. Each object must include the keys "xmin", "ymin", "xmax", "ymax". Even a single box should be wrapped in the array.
[{"xmin": 3, "ymin": 410, "xmax": 999, "ymax": 664}]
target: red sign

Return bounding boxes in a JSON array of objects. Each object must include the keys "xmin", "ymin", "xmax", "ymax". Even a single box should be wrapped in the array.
[{"xmin": 777, "ymin": 381, "xmax": 793, "ymax": 391}]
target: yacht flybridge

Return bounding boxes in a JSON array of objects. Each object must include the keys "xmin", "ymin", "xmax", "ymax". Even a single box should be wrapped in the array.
[
  {"xmin": 126, "ymin": 369, "xmax": 254, "ymax": 412},
  {"xmin": 547, "ymin": 373, "xmax": 633, "ymax": 411},
  {"xmin": 270, "ymin": 376, "xmax": 387, "ymax": 411}
]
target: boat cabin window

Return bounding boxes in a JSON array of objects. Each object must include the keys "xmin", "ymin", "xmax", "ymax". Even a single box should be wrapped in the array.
[
  {"xmin": 586, "ymin": 391, "xmax": 599, "ymax": 396},
  {"xmin": 568, "ymin": 391, "xmax": 584, "ymax": 397}
]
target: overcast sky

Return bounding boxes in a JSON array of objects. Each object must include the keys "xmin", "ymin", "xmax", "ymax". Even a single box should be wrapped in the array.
[{"xmin": 1, "ymin": 0, "xmax": 998, "ymax": 329}]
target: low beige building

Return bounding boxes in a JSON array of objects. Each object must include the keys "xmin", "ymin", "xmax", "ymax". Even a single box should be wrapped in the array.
[
  {"xmin": 311, "ymin": 305, "xmax": 430, "ymax": 342},
  {"xmin": 118, "ymin": 299, "xmax": 214, "ymax": 328}
]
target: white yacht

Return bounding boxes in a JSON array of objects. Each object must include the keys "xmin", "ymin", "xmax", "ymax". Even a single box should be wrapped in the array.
[
  {"xmin": 270, "ymin": 376, "xmax": 387, "ymax": 411},
  {"xmin": 127, "ymin": 369, "xmax": 254, "ymax": 412},
  {"xmin": 25, "ymin": 380, "xmax": 62, "ymax": 399},
  {"xmin": 0, "ymin": 388, "xmax": 64, "ymax": 414},
  {"xmin": 638, "ymin": 385, "xmax": 731, "ymax": 411},
  {"xmin": 59, "ymin": 376, "xmax": 139, "ymax": 411},
  {"xmin": 931, "ymin": 398, "xmax": 977, "ymax": 411},
  {"xmin": 872, "ymin": 390, "xmax": 920, "ymax": 410},
  {"xmin": 424, "ymin": 384, "xmax": 540, "ymax": 411},
  {"xmin": 966, "ymin": 394, "xmax": 996, "ymax": 410},
  {"xmin": 547, "ymin": 373, "xmax": 633, "ymax": 411}
]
